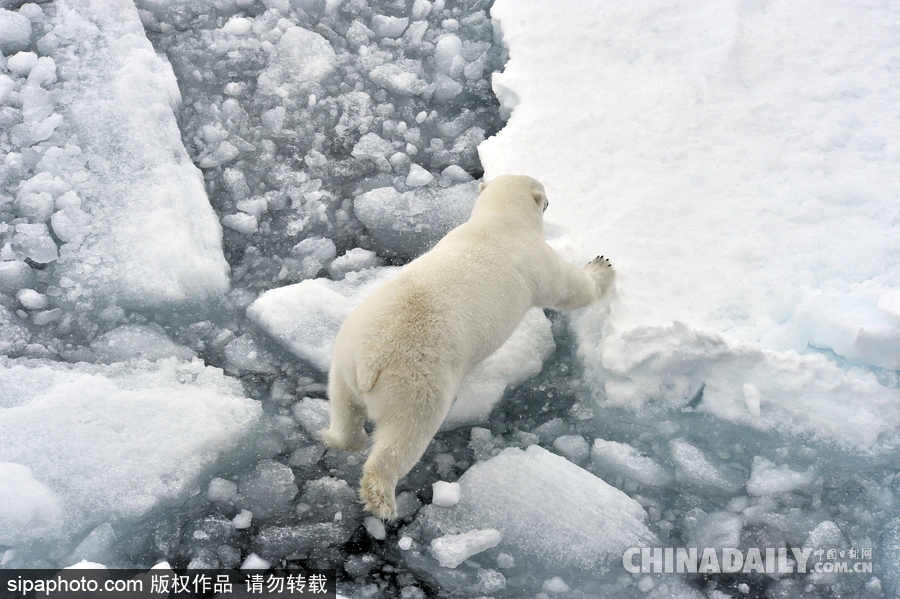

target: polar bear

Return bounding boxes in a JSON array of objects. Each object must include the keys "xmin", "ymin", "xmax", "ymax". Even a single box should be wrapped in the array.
[{"xmin": 320, "ymin": 174, "xmax": 615, "ymax": 519}]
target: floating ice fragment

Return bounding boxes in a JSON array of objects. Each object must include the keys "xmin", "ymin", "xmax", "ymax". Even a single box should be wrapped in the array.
[
  {"xmin": 669, "ymin": 439, "xmax": 744, "ymax": 493},
  {"xmin": 0, "ymin": 261, "xmax": 34, "ymax": 293},
  {"xmin": 207, "ymin": 478, "xmax": 238, "ymax": 503},
  {"xmin": 364, "ymin": 516, "xmax": 387, "ymax": 540},
  {"xmin": 552, "ymin": 434, "xmax": 589, "ymax": 463},
  {"xmin": 199, "ymin": 140, "xmax": 240, "ymax": 168},
  {"xmin": 430, "ymin": 528, "xmax": 502, "ymax": 568},
  {"xmin": 12, "ymin": 223, "xmax": 58, "ymax": 263},
  {"xmin": 327, "ymin": 248, "xmax": 383, "ymax": 279},
  {"xmin": 590, "ymin": 438, "xmax": 674, "ymax": 487},
  {"xmin": 257, "ymin": 27, "xmax": 336, "ymax": 96},
  {"xmin": 90, "ymin": 324, "xmax": 196, "ymax": 363},
  {"xmin": 371, "ymin": 15, "xmax": 408, "ymax": 38},
  {"xmin": 15, "ymin": 289, "xmax": 48, "ymax": 310},
  {"xmin": 746, "ymin": 456, "xmax": 814, "ymax": 496},
  {"xmin": 240, "ymin": 553, "xmax": 270, "ymax": 571},
  {"xmin": 431, "ymin": 481, "xmax": 461, "ymax": 507},
  {"xmin": 412, "ymin": 446, "xmax": 657, "ymax": 575},
  {"xmin": 222, "ymin": 212, "xmax": 258, "ymax": 234},
  {"xmin": 233, "ymin": 510, "xmax": 252, "ymax": 530},
  {"xmin": 369, "ymin": 61, "xmax": 429, "ymax": 96},
  {"xmin": 237, "ymin": 460, "xmax": 297, "ymax": 519},
  {"xmin": 7, "ymin": 51, "xmax": 38, "ymax": 76},
  {"xmin": 352, "ymin": 182, "xmax": 477, "ymax": 257},
  {"xmin": 542, "ymin": 577, "xmax": 571, "ymax": 594},
  {"xmin": 0, "ymin": 9, "xmax": 32, "ymax": 55},
  {"xmin": 405, "ymin": 163, "xmax": 433, "ymax": 187},
  {"xmin": 224, "ymin": 334, "xmax": 278, "ymax": 374}
]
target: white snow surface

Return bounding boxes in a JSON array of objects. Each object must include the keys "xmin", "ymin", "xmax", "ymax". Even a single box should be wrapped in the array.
[
  {"xmin": 36, "ymin": 0, "xmax": 229, "ymax": 309},
  {"xmin": 248, "ymin": 268, "xmax": 555, "ymax": 429},
  {"xmin": 483, "ymin": 0, "xmax": 900, "ymax": 453},
  {"xmin": 0, "ymin": 357, "xmax": 261, "ymax": 549}
]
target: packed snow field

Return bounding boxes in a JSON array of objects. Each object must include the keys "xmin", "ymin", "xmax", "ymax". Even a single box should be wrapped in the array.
[{"xmin": 0, "ymin": 0, "xmax": 898, "ymax": 597}]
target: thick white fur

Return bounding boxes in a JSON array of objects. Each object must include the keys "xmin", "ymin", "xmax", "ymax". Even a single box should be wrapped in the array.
[{"xmin": 320, "ymin": 174, "xmax": 615, "ymax": 519}]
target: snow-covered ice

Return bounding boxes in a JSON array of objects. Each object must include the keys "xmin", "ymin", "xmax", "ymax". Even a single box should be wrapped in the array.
[
  {"xmin": 0, "ymin": 356, "xmax": 261, "ymax": 562},
  {"xmin": 483, "ymin": 0, "xmax": 900, "ymax": 454},
  {"xmin": 31, "ymin": 0, "xmax": 229, "ymax": 310}
]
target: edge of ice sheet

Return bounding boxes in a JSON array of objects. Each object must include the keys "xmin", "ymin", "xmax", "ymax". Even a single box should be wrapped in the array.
[
  {"xmin": 40, "ymin": 0, "xmax": 229, "ymax": 309},
  {"xmin": 481, "ymin": 0, "xmax": 900, "ymax": 454}
]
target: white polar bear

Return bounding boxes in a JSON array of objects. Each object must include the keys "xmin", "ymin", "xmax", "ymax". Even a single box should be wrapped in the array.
[{"xmin": 320, "ymin": 174, "xmax": 615, "ymax": 519}]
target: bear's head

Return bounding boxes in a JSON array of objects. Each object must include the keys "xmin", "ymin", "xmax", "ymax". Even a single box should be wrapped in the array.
[{"xmin": 473, "ymin": 175, "xmax": 549, "ymax": 228}]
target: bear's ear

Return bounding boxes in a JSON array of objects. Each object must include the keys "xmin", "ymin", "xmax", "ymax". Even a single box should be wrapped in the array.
[
  {"xmin": 478, "ymin": 181, "xmax": 488, "ymax": 192},
  {"xmin": 532, "ymin": 188, "xmax": 548, "ymax": 211}
]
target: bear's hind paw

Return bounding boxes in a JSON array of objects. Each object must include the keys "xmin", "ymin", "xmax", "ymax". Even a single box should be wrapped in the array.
[{"xmin": 359, "ymin": 475, "xmax": 398, "ymax": 521}]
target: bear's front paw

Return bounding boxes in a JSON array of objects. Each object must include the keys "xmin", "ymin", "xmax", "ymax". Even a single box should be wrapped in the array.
[
  {"xmin": 359, "ymin": 471, "xmax": 398, "ymax": 521},
  {"xmin": 584, "ymin": 255, "xmax": 615, "ymax": 299},
  {"xmin": 585, "ymin": 255, "xmax": 612, "ymax": 270}
]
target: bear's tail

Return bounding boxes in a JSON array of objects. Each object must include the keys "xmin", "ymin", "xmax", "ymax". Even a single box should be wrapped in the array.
[{"xmin": 356, "ymin": 361, "xmax": 381, "ymax": 393}]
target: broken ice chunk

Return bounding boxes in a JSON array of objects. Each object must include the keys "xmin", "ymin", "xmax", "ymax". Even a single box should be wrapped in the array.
[
  {"xmin": 431, "ymin": 481, "xmax": 461, "ymax": 507},
  {"xmin": 405, "ymin": 163, "xmax": 434, "ymax": 187},
  {"xmin": 352, "ymin": 182, "xmax": 477, "ymax": 257},
  {"xmin": 590, "ymin": 438, "xmax": 675, "ymax": 487},
  {"xmin": 15, "ymin": 289, "xmax": 49, "ymax": 311},
  {"xmin": 207, "ymin": 477, "xmax": 238, "ymax": 503},
  {"xmin": 224, "ymin": 334, "xmax": 278, "ymax": 374},
  {"xmin": 7, "ymin": 51, "xmax": 38, "ymax": 77},
  {"xmin": 434, "ymin": 34, "xmax": 464, "ymax": 77},
  {"xmin": 746, "ymin": 456, "xmax": 814, "ymax": 496},
  {"xmin": 0, "ymin": 357, "xmax": 261, "ymax": 552},
  {"xmin": 11, "ymin": 223, "xmax": 58, "ymax": 263},
  {"xmin": 42, "ymin": 0, "xmax": 230, "ymax": 310},
  {"xmin": 371, "ymin": 15, "xmax": 409, "ymax": 38},
  {"xmin": 327, "ymin": 248, "xmax": 383, "ymax": 279},
  {"xmin": 369, "ymin": 60, "xmax": 429, "ymax": 96},
  {"xmin": 430, "ymin": 529, "xmax": 502, "ymax": 568},
  {"xmin": 411, "ymin": 446, "xmax": 657, "ymax": 575},
  {"xmin": 0, "ymin": 261, "xmax": 35, "ymax": 293},
  {"xmin": 237, "ymin": 460, "xmax": 297, "ymax": 519},
  {"xmin": 551, "ymin": 434, "xmax": 589, "ymax": 464},
  {"xmin": 669, "ymin": 439, "xmax": 744, "ymax": 493},
  {"xmin": 257, "ymin": 27, "xmax": 336, "ymax": 96},
  {"xmin": 90, "ymin": 324, "xmax": 197, "ymax": 363},
  {"xmin": 222, "ymin": 212, "xmax": 258, "ymax": 234},
  {"xmin": 0, "ymin": 9, "xmax": 32, "ymax": 55}
]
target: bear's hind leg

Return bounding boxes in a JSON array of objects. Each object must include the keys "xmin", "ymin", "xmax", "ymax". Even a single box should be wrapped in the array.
[
  {"xmin": 360, "ymin": 392, "xmax": 450, "ymax": 520},
  {"xmin": 319, "ymin": 374, "xmax": 369, "ymax": 452}
]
